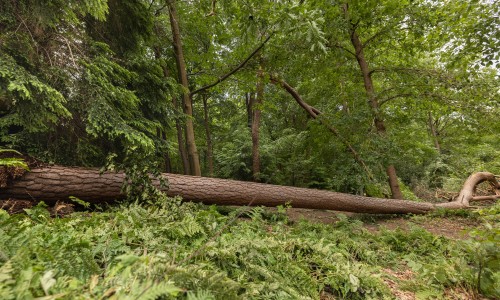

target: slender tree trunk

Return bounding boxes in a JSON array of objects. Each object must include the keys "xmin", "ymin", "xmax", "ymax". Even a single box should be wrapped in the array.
[
  {"xmin": 428, "ymin": 112, "xmax": 441, "ymax": 153},
  {"xmin": 153, "ymin": 47, "xmax": 189, "ymax": 174},
  {"xmin": 251, "ymin": 103, "xmax": 261, "ymax": 182},
  {"xmin": 344, "ymin": 4, "xmax": 402, "ymax": 199},
  {"xmin": 167, "ymin": 0, "xmax": 201, "ymax": 176},
  {"xmin": 156, "ymin": 128, "xmax": 172, "ymax": 173},
  {"xmin": 251, "ymin": 65, "xmax": 264, "ymax": 182},
  {"xmin": 202, "ymin": 94, "xmax": 214, "ymax": 177},
  {"xmin": 2, "ymin": 167, "xmax": 497, "ymax": 214},
  {"xmin": 174, "ymin": 100, "xmax": 190, "ymax": 174},
  {"xmin": 386, "ymin": 165, "xmax": 402, "ymax": 198}
]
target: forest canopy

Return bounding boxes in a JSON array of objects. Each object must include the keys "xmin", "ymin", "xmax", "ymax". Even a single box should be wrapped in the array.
[{"xmin": 1, "ymin": 0, "xmax": 499, "ymax": 199}]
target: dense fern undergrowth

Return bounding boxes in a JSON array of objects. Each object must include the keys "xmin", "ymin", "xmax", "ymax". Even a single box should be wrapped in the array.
[{"xmin": 0, "ymin": 198, "xmax": 498, "ymax": 299}]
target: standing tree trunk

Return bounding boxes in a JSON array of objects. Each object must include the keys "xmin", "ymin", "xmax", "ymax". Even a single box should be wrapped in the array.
[
  {"xmin": 343, "ymin": 4, "xmax": 402, "ymax": 199},
  {"xmin": 161, "ymin": 130, "xmax": 173, "ymax": 173},
  {"xmin": 202, "ymin": 94, "xmax": 214, "ymax": 177},
  {"xmin": 174, "ymin": 99, "xmax": 190, "ymax": 175},
  {"xmin": 153, "ymin": 47, "xmax": 189, "ymax": 174},
  {"xmin": 167, "ymin": 0, "xmax": 201, "ymax": 176},
  {"xmin": 1, "ymin": 166, "xmax": 498, "ymax": 214},
  {"xmin": 156, "ymin": 127, "xmax": 172, "ymax": 173},
  {"xmin": 251, "ymin": 65, "xmax": 264, "ymax": 182}
]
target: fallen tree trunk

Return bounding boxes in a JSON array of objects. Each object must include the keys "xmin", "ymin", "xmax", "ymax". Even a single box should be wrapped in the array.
[{"xmin": 0, "ymin": 166, "xmax": 498, "ymax": 214}]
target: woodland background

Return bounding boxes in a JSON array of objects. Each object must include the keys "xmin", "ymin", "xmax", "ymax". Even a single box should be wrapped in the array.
[
  {"xmin": 1, "ymin": 0, "xmax": 499, "ymax": 199},
  {"xmin": 0, "ymin": 1, "xmax": 500, "ymax": 299}
]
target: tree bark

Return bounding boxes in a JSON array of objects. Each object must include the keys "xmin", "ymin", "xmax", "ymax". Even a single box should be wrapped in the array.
[
  {"xmin": 1, "ymin": 166, "xmax": 497, "ymax": 214},
  {"xmin": 167, "ymin": 0, "xmax": 201, "ymax": 176},
  {"xmin": 251, "ymin": 65, "xmax": 264, "ymax": 182},
  {"xmin": 386, "ymin": 165, "xmax": 402, "ymax": 199},
  {"xmin": 439, "ymin": 172, "xmax": 500, "ymax": 208},
  {"xmin": 343, "ymin": 4, "xmax": 402, "ymax": 199},
  {"xmin": 245, "ymin": 93, "xmax": 253, "ymax": 128},
  {"xmin": 174, "ymin": 107, "xmax": 190, "ymax": 175}
]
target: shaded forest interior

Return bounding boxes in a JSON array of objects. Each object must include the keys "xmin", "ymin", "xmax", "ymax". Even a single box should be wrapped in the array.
[
  {"xmin": 0, "ymin": 1, "xmax": 500, "ymax": 299},
  {"xmin": 1, "ymin": 0, "xmax": 499, "ymax": 204}
]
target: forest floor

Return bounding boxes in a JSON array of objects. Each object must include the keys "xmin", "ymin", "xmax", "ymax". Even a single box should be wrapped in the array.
[
  {"xmin": 274, "ymin": 207, "xmax": 490, "ymax": 300},
  {"xmin": 279, "ymin": 208, "xmax": 480, "ymax": 240},
  {"xmin": 0, "ymin": 200, "xmax": 483, "ymax": 240},
  {"xmin": 1, "ymin": 200, "xmax": 497, "ymax": 299}
]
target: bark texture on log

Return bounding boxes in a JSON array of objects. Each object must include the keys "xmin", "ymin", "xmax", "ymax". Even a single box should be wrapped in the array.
[{"xmin": 0, "ymin": 166, "xmax": 497, "ymax": 214}]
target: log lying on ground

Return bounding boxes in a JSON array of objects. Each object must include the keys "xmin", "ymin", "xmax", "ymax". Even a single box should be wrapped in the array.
[{"xmin": 0, "ymin": 166, "xmax": 498, "ymax": 214}]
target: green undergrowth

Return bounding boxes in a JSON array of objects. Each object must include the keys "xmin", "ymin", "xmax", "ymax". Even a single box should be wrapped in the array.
[{"xmin": 0, "ymin": 198, "xmax": 498, "ymax": 299}]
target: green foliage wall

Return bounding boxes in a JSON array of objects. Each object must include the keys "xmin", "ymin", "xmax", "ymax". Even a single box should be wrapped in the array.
[
  {"xmin": 0, "ymin": 0, "xmax": 173, "ymax": 172},
  {"xmin": 1, "ymin": 0, "xmax": 499, "ymax": 196}
]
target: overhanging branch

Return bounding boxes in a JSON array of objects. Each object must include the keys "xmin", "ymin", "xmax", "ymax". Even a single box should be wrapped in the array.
[
  {"xmin": 190, "ymin": 34, "xmax": 273, "ymax": 96},
  {"xmin": 326, "ymin": 41, "xmax": 356, "ymax": 57}
]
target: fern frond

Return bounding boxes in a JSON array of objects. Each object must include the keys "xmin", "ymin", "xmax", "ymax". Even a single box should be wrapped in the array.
[{"xmin": 137, "ymin": 281, "xmax": 182, "ymax": 300}]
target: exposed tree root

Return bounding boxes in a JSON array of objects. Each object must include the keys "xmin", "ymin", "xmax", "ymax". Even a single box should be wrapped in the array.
[{"xmin": 437, "ymin": 172, "xmax": 500, "ymax": 209}]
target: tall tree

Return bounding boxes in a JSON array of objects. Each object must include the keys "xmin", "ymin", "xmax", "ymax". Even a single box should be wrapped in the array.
[
  {"xmin": 1, "ymin": 0, "xmax": 498, "ymax": 201},
  {"xmin": 342, "ymin": 3, "xmax": 402, "ymax": 199},
  {"xmin": 166, "ymin": 0, "xmax": 201, "ymax": 176},
  {"xmin": 251, "ymin": 63, "xmax": 264, "ymax": 182}
]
